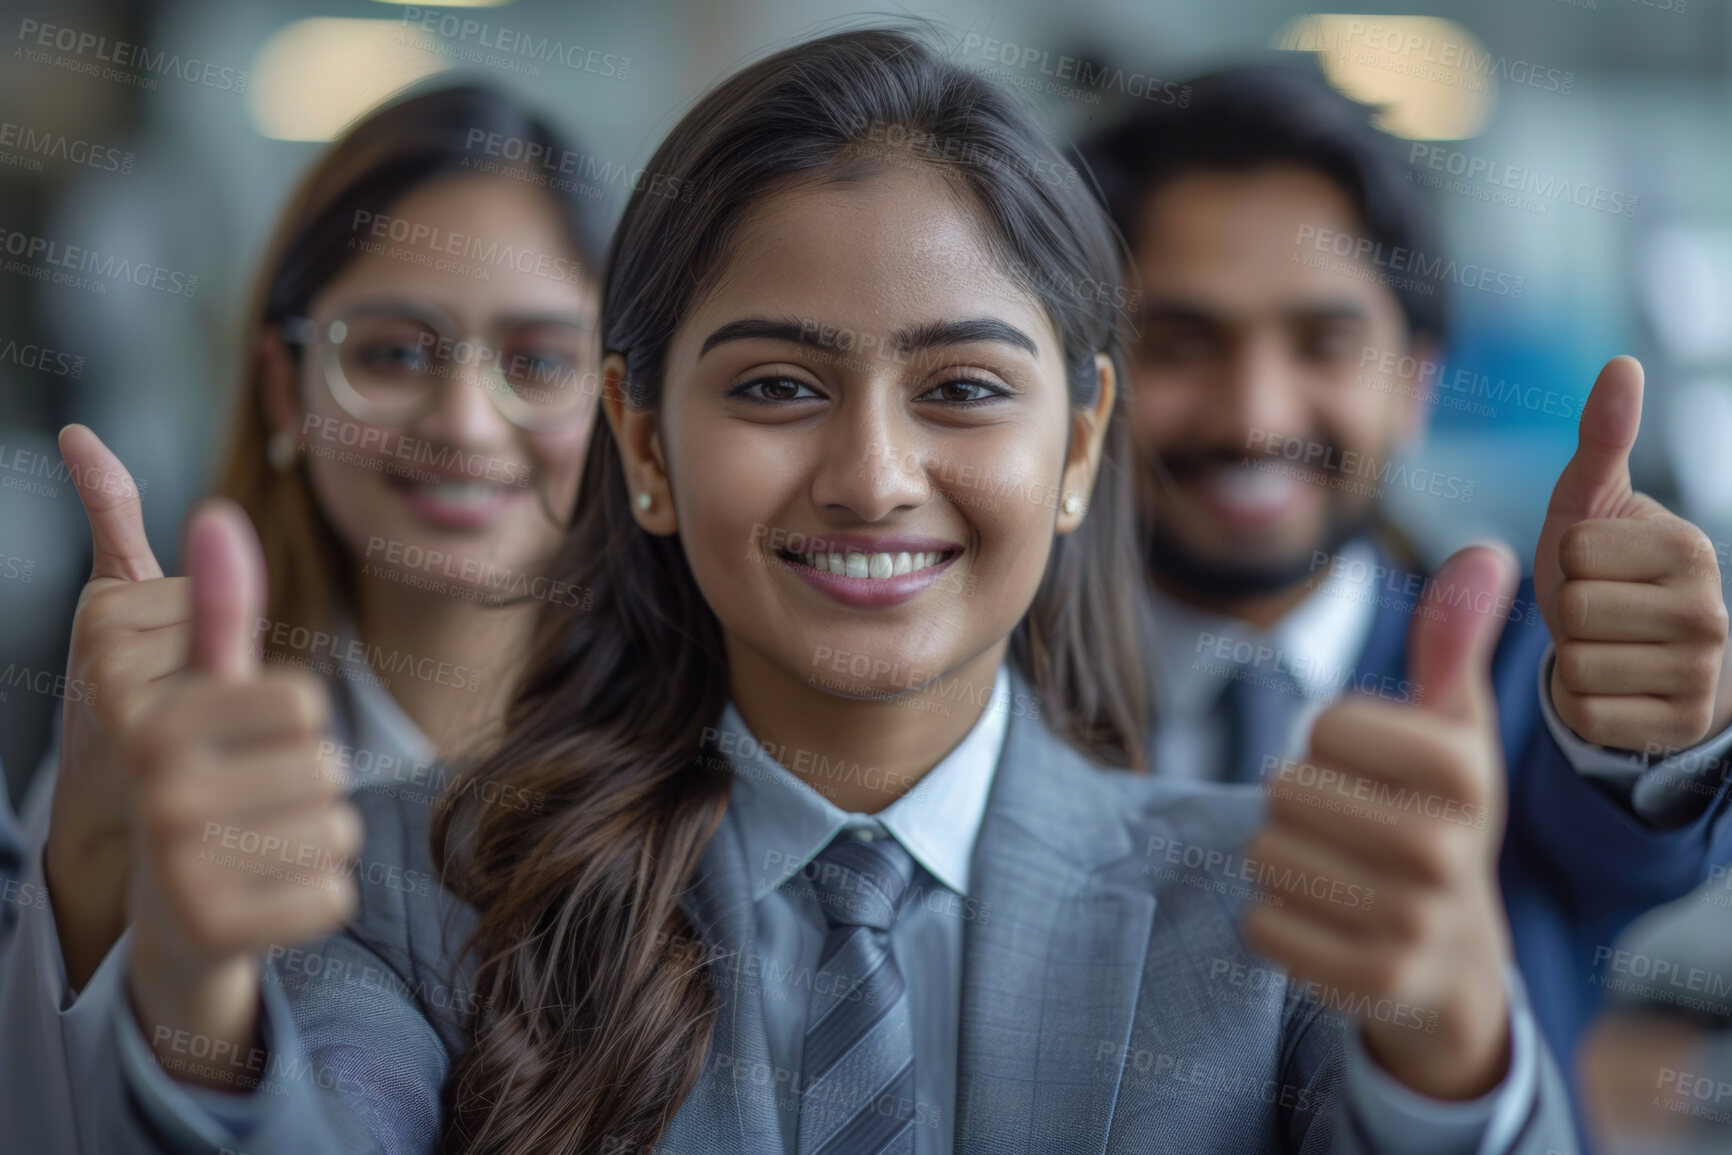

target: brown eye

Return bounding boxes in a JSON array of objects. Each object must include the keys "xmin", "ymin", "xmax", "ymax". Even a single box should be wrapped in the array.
[
  {"xmin": 730, "ymin": 376, "xmax": 822, "ymax": 402},
  {"xmin": 916, "ymin": 379, "xmax": 1003, "ymax": 404}
]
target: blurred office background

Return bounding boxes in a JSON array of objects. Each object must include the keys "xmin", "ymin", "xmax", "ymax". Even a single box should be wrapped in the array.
[{"xmin": 0, "ymin": 2, "xmax": 1729, "ymax": 1149}]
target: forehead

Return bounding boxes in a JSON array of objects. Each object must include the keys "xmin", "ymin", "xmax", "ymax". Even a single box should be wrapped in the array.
[
  {"xmin": 1132, "ymin": 166, "xmax": 1402, "ymax": 324},
  {"xmin": 317, "ymin": 173, "xmax": 596, "ymax": 319},
  {"xmin": 684, "ymin": 163, "xmax": 1056, "ymax": 349}
]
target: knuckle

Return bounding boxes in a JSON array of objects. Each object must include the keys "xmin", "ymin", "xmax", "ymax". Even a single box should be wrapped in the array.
[
  {"xmin": 1558, "ymin": 522, "xmax": 1600, "ymax": 577},
  {"xmin": 1670, "ymin": 523, "xmax": 1717, "ymax": 575},
  {"xmin": 1670, "ymin": 594, "xmax": 1730, "ymax": 641},
  {"xmin": 1556, "ymin": 582, "xmax": 1595, "ymax": 637},
  {"xmin": 1554, "ymin": 641, "xmax": 1592, "ymax": 689},
  {"xmin": 269, "ymin": 673, "xmax": 330, "ymax": 733}
]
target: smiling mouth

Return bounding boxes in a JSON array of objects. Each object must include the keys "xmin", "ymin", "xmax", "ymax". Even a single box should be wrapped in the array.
[{"xmin": 776, "ymin": 548, "xmax": 960, "ymax": 580}]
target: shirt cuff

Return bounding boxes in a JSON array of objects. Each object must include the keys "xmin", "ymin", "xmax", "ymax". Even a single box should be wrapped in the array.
[
  {"xmin": 112, "ymin": 945, "xmax": 293, "ymax": 1148},
  {"xmin": 1537, "ymin": 644, "xmax": 1732, "ymax": 823},
  {"xmin": 1343, "ymin": 965, "xmax": 1537, "ymax": 1155}
]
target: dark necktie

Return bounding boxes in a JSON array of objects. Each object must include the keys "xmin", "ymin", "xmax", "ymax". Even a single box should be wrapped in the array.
[
  {"xmin": 794, "ymin": 832, "xmax": 918, "ymax": 1155},
  {"xmin": 1217, "ymin": 665, "xmax": 1307, "ymax": 785}
]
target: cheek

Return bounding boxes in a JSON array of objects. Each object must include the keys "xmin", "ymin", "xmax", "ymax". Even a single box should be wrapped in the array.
[
  {"xmin": 1128, "ymin": 375, "xmax": 1195, "ymax": 449},
  {"xmin": 528, "ymin": 423, "xmax": 591, "ymax": 517},
  {"xmin": 677, "ymin": 431, "xmax": 801, "ymax": 571}
]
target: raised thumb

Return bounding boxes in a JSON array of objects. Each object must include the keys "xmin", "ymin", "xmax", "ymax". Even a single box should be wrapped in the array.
[
  {"xmin": 185, "ymin": 499, "xmax": 266, "ymax": 682},
  {"xmin": 1546, "ymin": 355, "xmax": 1643, "ymax": 523},
  {"xmin": 1409, "ymin": 542, "xmax": 1520, "ymax": 722},
  {"xmin": 59, "ymin": 424, "xmax": 162, "ymax": 584}
]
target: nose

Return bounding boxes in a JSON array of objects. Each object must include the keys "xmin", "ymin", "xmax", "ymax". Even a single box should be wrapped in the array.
[
  {"xmin": 1212, "ymin": 331, "xmax": 1309, "ymax": 450},
  {"xmin": 809, "ymin": 386, "xmax": 931, "ymax": 522},
  {"xmin": 410, "ymin": 346, "xmax": 517, "ymax": 454}
]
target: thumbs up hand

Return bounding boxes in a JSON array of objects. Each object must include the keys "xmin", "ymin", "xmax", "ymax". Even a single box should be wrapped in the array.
[
  {"xmin": 121, "ymin": 499, "xmax": 360, "ymax": 1090},
  {"xmin": 1534, "ymin": 356, "xmax": 1731, "ymax": 752},
  {"xmin": 1244, "ymin": 544, "xmax": 1519, "ymax": 1101},
  {"xmin": 48, "ymin": 426, "xmax": 195, "ymax": 986}
]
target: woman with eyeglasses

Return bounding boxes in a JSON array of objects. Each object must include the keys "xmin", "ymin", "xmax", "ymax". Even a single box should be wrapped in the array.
[
  {"xmin": 66, "ymin": 28, "xmax": 1577, "ymax": 1155},
  {"xmin": 0, "ymin": 83, "xmax": 605, "ymax": 1152}
]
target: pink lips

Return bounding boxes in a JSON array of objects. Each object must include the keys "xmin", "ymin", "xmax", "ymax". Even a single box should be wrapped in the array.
[
  {"xmin": 771, "ymin": 532, "xmax": 964, "ymax": 609},
  {"xmin": 388, "ymin": 474, "xmax": 523, "ymax": 532}
]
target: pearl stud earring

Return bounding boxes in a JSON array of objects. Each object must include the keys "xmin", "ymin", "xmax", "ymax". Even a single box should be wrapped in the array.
[
  {"xmin": 1062, "ymin": 493, "xmax": 1081, "ymax": 515},
  {"xmin": 636, "ymin": 492, "xmax": 653, "ymax": 511}
]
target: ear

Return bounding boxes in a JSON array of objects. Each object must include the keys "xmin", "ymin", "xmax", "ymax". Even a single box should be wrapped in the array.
[
  {"xmin": 258, "ymin": 328, "xmax": 304, "ymax": 441},
  {"xmin": 601, "ymin": 352, "xmax": 678, "ymax": 536},
  {"xmin": 1055, "ymin": 353, "xmax": 1117, "ymax": 535}
]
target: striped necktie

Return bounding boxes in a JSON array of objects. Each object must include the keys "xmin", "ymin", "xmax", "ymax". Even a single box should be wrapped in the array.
[
  {"xmin": 794, "ymin": 832, "xmax": 918, "ymax": 1155},
  {"xmin": 1217, "ymin": 665, "xmax": 1307, "ymax": 785}
]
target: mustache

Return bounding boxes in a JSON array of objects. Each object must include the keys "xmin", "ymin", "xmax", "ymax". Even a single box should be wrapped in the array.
[{"xmin": 1142, "ymin": 435, "xmax": 1355, "ymax": 484}]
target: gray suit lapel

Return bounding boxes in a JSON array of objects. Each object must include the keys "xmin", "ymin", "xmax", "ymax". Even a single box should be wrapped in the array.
[
  {"xmin": 956, "ymin": 677, "xmax": 1155, "ymax": 1155},
  {"xmin": 660, "ymin": 810, "xmax": 786, "ymax": 1155}
]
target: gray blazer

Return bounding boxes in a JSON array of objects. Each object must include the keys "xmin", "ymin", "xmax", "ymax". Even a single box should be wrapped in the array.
[{"xmin": 89, "ymin": 674, "xmax": 1581, "ymax": 1155}]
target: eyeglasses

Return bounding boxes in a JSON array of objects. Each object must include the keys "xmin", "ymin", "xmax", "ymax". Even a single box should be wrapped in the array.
[{"xmin": 281, "ymin": 300, "xmax": 599, "ymax": 432}]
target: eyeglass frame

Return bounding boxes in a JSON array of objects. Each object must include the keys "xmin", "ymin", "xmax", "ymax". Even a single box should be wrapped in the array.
[{"xmin": 278, "ymin": 299, "xmax": 599, "ymax": 433}]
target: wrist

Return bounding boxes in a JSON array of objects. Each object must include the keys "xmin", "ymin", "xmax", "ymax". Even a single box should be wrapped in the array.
[
  {"xmin": 127, "ymin": 935, "xmax": 263, "ymax": 1092},
  {"xmin": 1363, "ymin": 976, "xmax": 1510, "ymax": 1099}
]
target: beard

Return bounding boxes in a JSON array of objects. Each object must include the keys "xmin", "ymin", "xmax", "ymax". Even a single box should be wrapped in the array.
[{"xmin": 1138, "ymin": 441, "xmax": 1381, "ymax": 602}]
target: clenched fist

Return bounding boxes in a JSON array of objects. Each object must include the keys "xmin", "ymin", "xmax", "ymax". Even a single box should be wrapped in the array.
[
  {"xmin": 124, "ymin": 497, "xmax": 361, "ymax": 1091},
  {"xmin": 1535, "ymin": 355, "xmax": 1732, "ymax": 752},
  {"xmin": 1244, "ymin": 544, "xmax": 1519, "ymax": 1100},
  {"xmin": 47, "ymin": 426, "xmax": 195, "ymax": 987}
]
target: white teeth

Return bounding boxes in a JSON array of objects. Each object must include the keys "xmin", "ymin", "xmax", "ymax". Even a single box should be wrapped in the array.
[
  {"xmin": 422, "ymin": 481, "xmax": 500, "ymax": 504},
  {"xmin": 794, "ymin": 548, "xmax": 951, "ymax": 579}
]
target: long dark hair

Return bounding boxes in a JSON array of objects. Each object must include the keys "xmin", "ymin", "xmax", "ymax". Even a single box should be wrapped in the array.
[
  {"xmin": 222, "ymin": 83, "xmax": 609, "ymax": 654},
  {"xmin": 431, "ymin": 27, "xmax": 1149, "ymax": 1154}
]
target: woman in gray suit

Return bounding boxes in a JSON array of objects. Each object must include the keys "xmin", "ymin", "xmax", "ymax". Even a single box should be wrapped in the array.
[
  {"xmin": 0, "ymin": 84, "xmax": 605, "ymax": 1153},
  {"xmin": 83, "ymin": 28, "xmax": 1580, "ymax": 1155}
]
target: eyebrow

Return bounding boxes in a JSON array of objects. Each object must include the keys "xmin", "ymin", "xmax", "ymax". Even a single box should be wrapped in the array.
[
  {"xmin": 1139, "ymin": 299, "xmax": 1372, "ymax": 328},
  {"xmin": 340, "ymin": 299, "xmax": 596, "ymax": 331},
  {"xmin": 699, "ymin": 316, "xmax": 1039, "ymax": 359}
]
